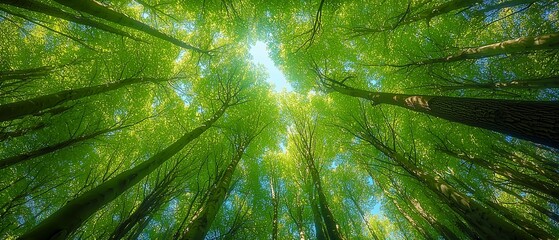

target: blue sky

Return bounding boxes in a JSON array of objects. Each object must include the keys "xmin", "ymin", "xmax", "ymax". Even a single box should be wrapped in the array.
[{"xmin": 249, "ymin": 41, "xmax": 293, "ymax": 92}]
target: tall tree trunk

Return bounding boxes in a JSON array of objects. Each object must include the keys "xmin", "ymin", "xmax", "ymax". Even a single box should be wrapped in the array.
[
  {"xmin": 180, "ymin": 146, "xmax": 245, "ymax": 240},
  {"xmin": 325, "ymin": 82, "xmax": 559, "ymax": 148},
  {"xmin": 270, "ymin": 178, "xmax": 279, "ymax": 240},
  {"xmin": 0, "ymin": 77, "xmax": 168, "ymax": 122},
  {"xmin": 375, "ymin": 32, "xmax": 559, "ymax": 67},
  {"xmin": 0, "ymin": 122, "xmax": 46, "ymax": 142},
  {"xmin": 108, "ymin": 168, "xmax": 176, "ymax": 240},
  {"xmin": 18, "ymin": 105, "xmax": 228, "ymax": 240},
  {"xmin": 0, "ymin": 123, "xmax": 129, "ymax": 170},
  {"xmin": 52, "ymin": 0, "xmax": 207, "ymax": 54},
  {"xmin": 451, "ymin": 176, "xmax": 554, "ymax": 240},
  {"xmin": 352, "ymin": 0, "xmax": 481, "ymax": 35},
  {"xmin": 356, "ymin": 130, "xmax": 534, "ymax": 239},
  {"xmin": 346, "ymin": 194, "xmax": 380, "ymax": 240},
  {"xmin": 309, "ymin": 192, "xmax": 327, "ymax": 240},
  {"xmin": 0, "ymin": 0, "xmax": 143, "ymax": 42},
  {"xmin": 439, "ymin": 147, "xmax": 559, "ymax": 201},
  {"xmin": 480, "ymin": 0, "xmax": 538, "ymax": 13},
  {"xmin": 307, "ymin": 160, "xmax": 344, "ymax": 240}
]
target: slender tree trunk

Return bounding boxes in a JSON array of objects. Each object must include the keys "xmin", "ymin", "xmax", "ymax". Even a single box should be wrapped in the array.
[
  {"xmin": 180, "ymin": 146, "xmax": 245, "ymax": 240},
  {"xmin": 52, "ymin": 0, "xmax": 207, "ymax": 54},
  {"xmin": 480, "ymin": 0, "xmax": 538, "ymax": 13},
  {"xmin": 0, "ymin": 122, "xmax": 46, "ymax": 142},
  {"xmin": 408, "ymin": 196, "xmax": 459, "ymax": 239},
  {"xmin": 270, "ymin": 178, "xmax": 279, "ymax": 240},
  {"xmin": 439, "ymin": 148, "xmax": 559, "ymax": 200},
  {"xmin": 377, "ymin": 32, "xmax": 559, "ymax": 67},
  {"xmin": 496, "ymin": 184, "xmax": 559, "ymax": 223},
  {"xmin": 307, "ymin": 161, "xmax": 344, "ymax": 240},
  {"xmin": 18, "ymin": 105, "xmax": 228, "ymax": 240},
  {"xmin": 347, "ymin": 194, "xmax": 380, "ymax": 240},
  {"xmin": 108, "ymin": 170, "xmax": 175, "ymax": 240},
  {"xmin": 1, "ymin": 0, "xmax": 142, "ymax": 42},
  {"xmin": 310, "ymin": 193, "xmax": 327, "ymax": 240},
  {"xmin": 452, "ymin": 176, "xmax": 554, "ymax": 240},
  {"xmin": 328, "ymin": 83, "xmax": 559, "ymax": 148},
  {"xmin": 0, "ymin": 66, "xmax": 53, "ymax": 82},
  {"xmin": 0, "ymin": 77, "xmax": 168, "ymax": 122},
  {"xmin": 358, "ymin": 131, "xmax": 534, "ymax": 239},
  {"xmin": 0, "ymin": 124, "xmax": 127, "ymax": 170},
  {"xmin": 353, "ymin": 0, "xmax": 481, "ymax": 34}
]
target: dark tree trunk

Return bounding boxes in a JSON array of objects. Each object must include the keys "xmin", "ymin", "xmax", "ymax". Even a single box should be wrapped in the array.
[
  {"xmin": 52, "ymin": 0, "xmax": 207, "ymax": 54},
  {"xmin": 0, "ymin": 77, "xmax": 168, "ymax": 122},
  {"xmin": 328, "ymin": 83, "xmax": 559, "ymax": 148},
  {"xmin": 1, "ymin": 0, "xmax": 143, "ymax": 41}
]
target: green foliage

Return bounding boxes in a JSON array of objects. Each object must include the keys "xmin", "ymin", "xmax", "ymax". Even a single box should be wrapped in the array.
[{"xmin": 1, "ymin": 0, "xmax": 558, "ymax": 239}]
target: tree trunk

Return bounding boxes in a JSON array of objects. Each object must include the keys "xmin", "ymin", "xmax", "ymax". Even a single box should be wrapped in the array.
[
  {"xmin": 307, "ymin": 160, "xmax": 344, "ymax": 240},
  {"xmin": 379, "ymin": 32, "xmax": 559, "ymax": 67},
  {"xmin": 108, "ymin": 170, "xmax": 175, "ymax": 240},
  {"xmin": 353, "ymin": 0, "xmax": 481, "ymax": 34},
  {"xmin": 0, "ymin": 77, "xmax": 168, "ymax": 122},
  {"xmin": 180, "ymin": 146, "xmax": 245, "ymax": 240},
  {"xmin": 1, "ymin": 0, "xmax": 142, "ymax": 42},
  {"xmin": 0, "ymin": 124, "xmax": 127, "ymax": 170},
  {"xmin": 439, "ymin": 148, "xmax": 559, "ymax": 201},
  {"xmin": 270, "ymin": 178, "xmax": 279, "ymax": 240},
  {"xmin": 18, "ymin": 105, "xmax": 228, "ymax": 240},
  {"xmin": 328, "ymin": 83, "xmax": 559, "ymax": 148},
  {"xmin": 480, "ymin": 0, "xmax": 538, "ymax": 13},
  {"xmin": 358, "ymin": 131, "xmax": 534, "ymax": 239},
  {"xmin": 52, "ymin": 0, "xmax": 207, "ymax": 54}
]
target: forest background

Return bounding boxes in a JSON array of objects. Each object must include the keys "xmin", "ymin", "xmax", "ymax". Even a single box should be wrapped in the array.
[{"xmin": 0, "ymin": 0, "xmax": 558, "ymax": 239}]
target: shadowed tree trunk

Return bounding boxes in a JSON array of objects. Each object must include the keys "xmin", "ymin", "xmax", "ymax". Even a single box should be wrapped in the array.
[
  {"xmin": 0, "ymin": 0, "xmax": 143, "ymax": 42},
  {"xmin": 52, "ymin": 0, "xmax": 208, "ymax": 54},
  {"xmin": 292, "ymin": 118, "xmax": 344, "ymax": 240},
  {"xmin": 180, "ymin": 114, "xmax": 267, "ymax": 240},
  {"xmin": 316, "ymin": 71, "xmax": 559, "ymax": 149},
  {"xmin": 270, "ymin": 177, "xmax": 279, "ymax": 240},
  {"xmin": 0, "ymin": 77, "xmax": 168, "ymax": 122},
  {"xmin": 18, "ymin": 102, "xmax": 230, "ymax": 240}
]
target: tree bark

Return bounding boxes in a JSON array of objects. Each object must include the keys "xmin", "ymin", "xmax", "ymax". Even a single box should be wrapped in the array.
[
  {"xmin": 18, "ymin": 105, "xmax": 228, "ymax": 240},
  {"xmin": 1, "ymin": 0, "xmax": 143, "ymax": 42},
  {"xmin": 0, "ymin": 77, "xmax": 168, "ymax": 122},
  {"xmin": 377, "ymin": 32, "xmax": 559, "ymax": 67},
  {"xmin": 52, "ymin": 0, "xmax": 207, "ymax": 54},
  {"xmin": 328, "ymin": 83, "xmax": 559, "ymax": 149}
]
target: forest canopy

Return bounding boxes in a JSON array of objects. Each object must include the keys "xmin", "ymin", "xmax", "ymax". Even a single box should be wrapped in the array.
[{"xmin": 0, "ymin": 0, "xmax": 558, "ymax": 239}]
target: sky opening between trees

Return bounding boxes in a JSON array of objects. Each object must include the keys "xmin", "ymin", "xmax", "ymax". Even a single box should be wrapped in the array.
[{"xmin": 0, "ymin": 0, "xmax": 558, "ymax": 239}]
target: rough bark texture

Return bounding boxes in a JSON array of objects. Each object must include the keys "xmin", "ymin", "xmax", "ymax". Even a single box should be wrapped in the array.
[
  {"xmin": 52, "ymin": 0, "xmax": 207, "ymax": 53},
  {"xmin": 18, "ymin": 105, "xmax": 227, "ymax": 240},
  {"xmin": 0, "ymin": 77, "xmax": 167, "ymax": 122},
  {"xmin": 330, "ymin": 84, "xmax": 559, "ymax": 149},
  {"xmin": 1, "ymin": 0, "xmax": 142, "ymax": 41}
]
